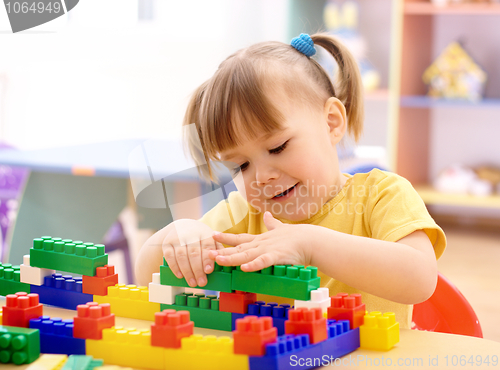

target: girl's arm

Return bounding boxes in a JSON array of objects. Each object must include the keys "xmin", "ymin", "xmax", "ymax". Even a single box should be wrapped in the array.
[
  {"xmin": 211, "ymin": 212, "xmax": 437, "ymax": 305},
  {"xmin": 307, "ymin": 227, "xmax": 437, "ymax": 304}
]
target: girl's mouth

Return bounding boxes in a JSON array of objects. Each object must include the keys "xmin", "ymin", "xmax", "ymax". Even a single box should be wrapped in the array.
[{"xmin": 272, "ymin": 183, "xmax": 298, "ymax": 200}]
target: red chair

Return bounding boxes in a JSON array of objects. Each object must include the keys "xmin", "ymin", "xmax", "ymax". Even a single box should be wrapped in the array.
[{"xmin": 412, "ymin": 272, "xmax": 483, "ymax": 338}]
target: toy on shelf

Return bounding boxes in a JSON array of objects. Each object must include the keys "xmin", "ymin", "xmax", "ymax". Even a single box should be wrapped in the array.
[
  {"xmin": 433, "ymin": 163, "xmax": 494, "ymax": 196},
  {"xmin": 322, "ymin": 0, "xmax": 381, "ymax": 92},
  {"xmin": 423, "ymin": 41, "xmax": 487, "ymax": 101}
]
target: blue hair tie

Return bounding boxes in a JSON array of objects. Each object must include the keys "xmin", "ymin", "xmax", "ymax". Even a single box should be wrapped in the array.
[{"xmin": 291, "ymin": 33, "xmax": 316, "ymax": 57}]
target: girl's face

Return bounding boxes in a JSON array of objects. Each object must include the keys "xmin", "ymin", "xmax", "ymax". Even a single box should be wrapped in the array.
[{"xmin": 220, "ymin": 96, "xmax": 348, "ymax": 222}]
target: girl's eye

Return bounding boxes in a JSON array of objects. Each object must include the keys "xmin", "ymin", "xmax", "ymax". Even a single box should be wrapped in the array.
[
  {"xmin": 232, "ymin": 161, "xmax": 249, "ymax": 175},
  {"xmin": 269, "ymin": 140, "xmax": 289, "ymax": 154}
]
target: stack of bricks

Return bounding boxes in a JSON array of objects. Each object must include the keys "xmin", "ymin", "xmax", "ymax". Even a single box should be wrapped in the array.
[
  {"xmin": 18, "ymin": 236, "xmax": 160, "ymax": 322},
  {"xmin": 15, "ymin": 236, "xmax": 119, "ymax": 311},
  {"xmin": 156, "ymin": 260, "xmax": 323, "ymax": 331},
  {"xmin": 0, "ymin": 234, "xmax": 399, "ymax": 369}
]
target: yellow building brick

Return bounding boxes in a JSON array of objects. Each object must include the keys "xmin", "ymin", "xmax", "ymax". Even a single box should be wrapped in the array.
[
  {"xmin": 86, "ymin": 327, "xmax": 165, "ymax": 370},
  {"xmin": 94, "ymin": 284, "xmax": 160, "ymax": 321},
  {"xmin": 164, "ymin": 334, "xmax": 249, "ymax": 370},
  {"xmin": 360, "ymin": 311, "xmax": 400, "ymax": 351}
]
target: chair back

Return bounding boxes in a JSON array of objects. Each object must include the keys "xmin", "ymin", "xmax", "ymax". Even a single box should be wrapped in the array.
[{"xmin": 412, "ymin": 272, "xmax": 483, "ymax": 338}]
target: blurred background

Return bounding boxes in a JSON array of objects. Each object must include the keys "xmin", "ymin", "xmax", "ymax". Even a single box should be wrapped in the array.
[{"xmin": 0, "ymin": 0, "xmax": 498, "ymax": 341}]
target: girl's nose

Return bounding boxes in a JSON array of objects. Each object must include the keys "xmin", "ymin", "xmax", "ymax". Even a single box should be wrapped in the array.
[{"xmin": 255, "ymin": 163, "xmax": 279, "ymax": 186}]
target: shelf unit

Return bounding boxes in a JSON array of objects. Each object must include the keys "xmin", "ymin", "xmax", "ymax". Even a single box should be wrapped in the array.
[{"xmin": 388, "ymin": 0, "xmax": 500, "ymax": 210}]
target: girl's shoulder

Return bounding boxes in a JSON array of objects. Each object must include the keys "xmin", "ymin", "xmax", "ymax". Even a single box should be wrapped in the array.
[{"xmin": 349, "ymin": 168, "xmax": 413, "ymax": 188}]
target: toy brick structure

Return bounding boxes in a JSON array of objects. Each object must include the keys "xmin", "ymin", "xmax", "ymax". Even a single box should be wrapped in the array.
[{"xmin": 0, "ymin": 235, "xmax": 399, "ymax": 369}]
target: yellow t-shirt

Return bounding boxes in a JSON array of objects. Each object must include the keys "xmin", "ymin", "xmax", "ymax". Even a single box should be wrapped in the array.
[{"xmin": 200, "ymin": 169, "xmax": 447, "ymax": 329}]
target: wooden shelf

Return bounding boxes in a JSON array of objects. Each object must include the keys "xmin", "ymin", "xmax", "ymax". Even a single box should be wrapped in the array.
[
  {"xmin": 416, "ymin": 185, "xmax": 500, "ymax": 209},
  {"xmin": 365, "ymin": 89, "xmax": 390, "ymax": 101},
  {"xmin": 400, "ymin": 95, "xmax": 500, "ymax": 108},
  {"xmin": 404, "ymin": 2, "xmax": 500, "ymax": 15}
]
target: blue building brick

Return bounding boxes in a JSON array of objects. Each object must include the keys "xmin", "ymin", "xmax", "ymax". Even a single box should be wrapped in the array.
[
  {"xmin": 248, "ymin": 320, "xmax": 359, "ymax": 370},
  {"xmin": 320, "ymin": 320, "xmax": 360, "ymax": 361},
  {"xmin": 30, "ymin": 274, "xmax": 93, "ymax": 310},
  {"xmin": 232, "ymin": 301, "xmax": 291, "ymax": 335},
  {"xmin": 249, "ymin": 334, "xmax": 322, "ymax": 370},
  {"xmin": 30, "ymin": 316, "xmax": 85, "ymax": 355}
]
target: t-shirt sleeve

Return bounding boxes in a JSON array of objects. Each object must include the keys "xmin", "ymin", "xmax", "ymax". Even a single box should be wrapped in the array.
[
  {"xmin": 199, "ymin": 191, "xmax": 250, "ymax": 234},
  {"xmin": 367, "ymin": 171, "xmax": 446, "ymax": 259}
]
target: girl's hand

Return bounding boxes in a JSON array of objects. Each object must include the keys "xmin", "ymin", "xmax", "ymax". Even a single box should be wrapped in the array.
[
  {"xmin": 209, "ymin": 212, "xmax": 312, "ymax": 272},
  {"xmin": 162, "ymin": 219, "xmax": 224, "ymax": 288}
]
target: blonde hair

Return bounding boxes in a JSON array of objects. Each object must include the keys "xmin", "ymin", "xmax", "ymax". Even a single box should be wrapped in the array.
[{"xmin": 183, "ymin": 33, "xmax": 364, "ymax": 182}]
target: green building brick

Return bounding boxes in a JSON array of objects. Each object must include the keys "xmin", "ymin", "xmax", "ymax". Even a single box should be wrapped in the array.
[
  {"xmin": 29, "ymin": 237, "xmax": 108, "ymax": 276},
  {"xmin": 161, "ymin": 292, "xmax": 232, "ymax": 331},
  {"xmin": 62, "ymin": 355, "xmax": 104, "ymax": 370},
  {"xmin": 160, "ymin": 260, "xmax": 234, "ymax": 293},
  {"xmin": 0, "ymin": 325, "xmax": 40, "ymax": 365},
  {"xmin": 0, "ymin": 263, "xmax": 30, "ymax": 296},
  {"xmin": 231, "ymin": 265, "xmax": 320, "ymax": 301}
]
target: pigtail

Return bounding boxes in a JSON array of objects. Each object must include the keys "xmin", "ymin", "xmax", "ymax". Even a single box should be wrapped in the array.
[
  {"xmin": 182, "ymin": 80, "xmax": 214, "ymax": 183},
  {"xmin": 311, "ymin": 33, "xmax": 364, "ymax": 142}
]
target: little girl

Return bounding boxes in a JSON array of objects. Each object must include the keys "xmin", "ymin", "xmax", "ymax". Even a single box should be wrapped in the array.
[{"xmin": 135, "ymin": 33, "xmax": 446, "ymax": 329}]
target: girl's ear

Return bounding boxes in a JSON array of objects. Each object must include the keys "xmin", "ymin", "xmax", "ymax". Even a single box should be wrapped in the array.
[{"xmin": 324, "ymin": 97, "xmax": 347, "ymax": 145}]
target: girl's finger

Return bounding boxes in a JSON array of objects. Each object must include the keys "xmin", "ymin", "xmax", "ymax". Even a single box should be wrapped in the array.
[
  {"xmin": 208, "ymin": 242, "xmax": 254, "ymax": 259},
  {"xmin": 215, "ymin": 245, "xmax": 261, "ymax": 267},
  {"xmin": 200, "ymin": 238, "xmax": 219, "ymax": 275},
  {"xmin": 174, "ymin": 243, "xmax": 197, "ymax": 288},
  {"xmin": 186, "ymin": 240, "xmax": 206, "ymax": 287},
  {"xmin": 212, "ymin": 232, "xmax": 255, "ymax": 246},
  {"xmin": 162, "ymin": 243, "xmax": 182, "ymax": 278},
  {"xmin": 241, "ymin": 253, "xmax": 275, "ymax": 272}
]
